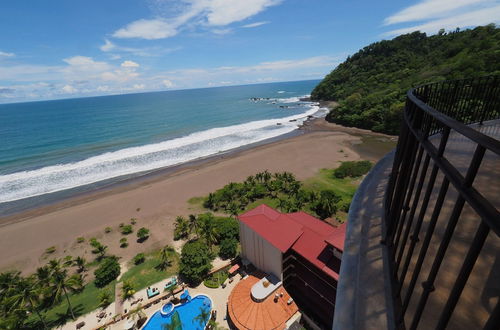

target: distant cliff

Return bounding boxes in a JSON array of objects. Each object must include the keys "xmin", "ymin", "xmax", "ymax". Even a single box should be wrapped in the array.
[{"xmin": 311, "ymin": 24, "xmax": 500, "ymax": 134}]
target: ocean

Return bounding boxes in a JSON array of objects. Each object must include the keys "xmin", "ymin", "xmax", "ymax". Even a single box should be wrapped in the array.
[{"xmin": 0, "ymin": 79, "xmax": 325, "ymax": 214}]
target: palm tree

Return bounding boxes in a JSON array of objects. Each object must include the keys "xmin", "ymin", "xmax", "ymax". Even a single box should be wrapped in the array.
[
  {"xmin": 95, "ymin": 244, "xmax": 108, "ymax": 260},
  {"xmin": 73, "ymin": 256, "xmax": 87, "ymax": 273},
  {"xmin": 187, "ymin": 214, "xmax": 200, "ymax": 238},
  {"xmin": 202, "ymin": 222, "xmax": 217, "ymax": 250},
  {"xmin": 121, "ymin": 280, "xmax": 135, "ymax": 300},
  {"xmin": 158, "ymin": 245, "xmax": 173, "ymax": 271},
  {"xmin": 8, "ymin": 277, "xmax": 47, "ymax": 329},
  {"xmin": 129, "ymin": 304, "xmax": 147, "ymax": 326},
  {"xmin": 174, "ymin": 216, "xmax": 189, "ymax": 239},
  {"xmin": 51, "ymin": 269, "xmax": 82, "ymax": 320},
  {"xmin": 194, "ymin": 307, "xmax": 211, "ymax": 327},
  {"xmin": 98, "ymin": 289, "xmax": 112, "ymax": 308}
]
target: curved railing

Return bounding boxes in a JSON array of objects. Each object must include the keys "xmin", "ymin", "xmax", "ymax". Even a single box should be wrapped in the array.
[{"xmin": 384, "ymin": 76, "xmax": 499, "ymax": 329}]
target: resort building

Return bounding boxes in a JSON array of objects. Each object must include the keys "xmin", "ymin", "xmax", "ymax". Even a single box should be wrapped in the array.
[{"xmin": 236, "ymin": 204, "xmax": 346, "ymax": 329}]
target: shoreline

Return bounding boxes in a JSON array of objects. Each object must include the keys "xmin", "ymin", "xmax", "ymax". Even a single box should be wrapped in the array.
[{"xmin": 0, "ymin": 118, "xmax": 397, "ymax": 274}]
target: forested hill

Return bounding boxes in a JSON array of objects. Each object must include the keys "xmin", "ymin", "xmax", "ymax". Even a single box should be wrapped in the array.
[{"xmin": 311, "ymin": 24, "xmax": 500, "ymax": 134}]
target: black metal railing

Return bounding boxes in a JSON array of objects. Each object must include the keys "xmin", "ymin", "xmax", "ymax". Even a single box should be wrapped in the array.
[{"xmin": 384, "ymin": 76, "xmax": 500, "ymax": 329}]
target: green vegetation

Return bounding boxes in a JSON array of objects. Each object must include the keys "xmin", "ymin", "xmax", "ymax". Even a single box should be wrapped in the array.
[
  {"xmin": 311, "ymin": 25, "xmax": 500, "ymax": 134},
  {"xmin": 94, "ymin": 257, "xmax": 120, "ymax": 288},
  {"xmin": 119, "ymin": 248, "xmax": 179, "ymax": 291},
  {"xmin": 163, "ymin": 311, "xmax": 182, "ymax": 330},
  {"xmin": 131, "ymin": 218, "xmax": 137, "ymax": 225},
  {"xmin": 219, "ymin": 238, "xmax": 238, "ymax": 260},
  {"xmin": 76, "ymin": 237, "xmax": 85, "ymax": 244},
  {"xmin": 120, "ymin": 237, "xmax": 128, "ymax": 248},
  {"xmin": 203, "ymin": 268, "xmax": 229, "ymax": 288},
  {"xmin": 137, "ymin": 227, "xmax": 150, "ymax": 242},
  {"xmin": 133, "ymin": 253, "xmax": 145, "ymax": 265},
  {"xmin": 121, "ymin": 225, "xmax": 133, "ymax": 235},
  {"xmin": 121, "ymin": 280, "xmax": 135, "ymax": 300},
  {"xmin": 200, "ymin": 170, "xmax": 352, "ymax": 221},
  {"xmin": 45, "ymin": 246, "xmax": 56, "ymax": 254},
  {"xmin": 104, "ymin": 226, "xmax": 112, "ymax": 233},
  {"xmin": 334, "ymin": 161, "xmax": 372, "ymax": 179},
  {"xmin": 179, "ymin": 241, "xmax": 213, "ymax": 286}
]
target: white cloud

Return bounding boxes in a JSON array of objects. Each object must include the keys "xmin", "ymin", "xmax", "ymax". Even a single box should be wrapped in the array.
[
  {"xmin": 113, "ymin": 19, "xmax": 179, "ymax": 39},
  {"xmin": 100, "ymin": 39, "xmax": 115, "ymax": 52},
  {"xmin": 121, "ymin": 60, "xmax": 139, "ymax": 68},
  {"xmin": 111, "ymin": 0, "xmax": 282, "ymax": 39},
  {"xmin": 162, "ymin": 79, "xmax": 174, "ymax": 88},
  {"xmin": 212, "ymin": 28, "xmax": 233, "ymax": 35},
  {"xmin": 383, "ymin": 4, "xmax": 500, "ymax": 36},
  {"xmin": 62, "ymin": 85, "xmax": 77, "ymax": 93},
  {"xmin": 133, "ymin": 84, "xmax": 145, "ymax": 90},
  {"xmin": 241, "ymin": 21, "xmax": 270, "ymax": 28},
  {"xmin": 206, "ymin": 0, "xmax": 280, "ymax": 26},
  {"xmin": 384, "ymin": 0, "xmax": 487, "ymax": 25},
  {"xmin": 63, "ymin": 56, "xmax": 111, "ymax": 73},
  {"xmin": 0, "ymin": 51, "xmax": 15, "ymax": 57}
]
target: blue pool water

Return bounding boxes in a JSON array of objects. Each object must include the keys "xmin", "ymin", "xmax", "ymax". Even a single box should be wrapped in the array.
[{"xmin": 143, "ymin": 295, "xmax": 212, "ymax": 330}]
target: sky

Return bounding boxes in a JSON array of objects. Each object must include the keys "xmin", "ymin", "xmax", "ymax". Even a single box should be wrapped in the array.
[{"xmin": 0, "ymin": 0, "xmax": 499, "ymax": 103}]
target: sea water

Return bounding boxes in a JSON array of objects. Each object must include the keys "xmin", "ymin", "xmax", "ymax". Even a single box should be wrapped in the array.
[{"xmin": 0, "ymin": 80, "xmax": 324, "ymax": 214}]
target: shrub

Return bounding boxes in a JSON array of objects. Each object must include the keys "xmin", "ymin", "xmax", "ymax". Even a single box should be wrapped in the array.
[
  {"xmin": 120, "ymin": 237, "xmax": 128, "ymax": 248},
  {"xmin": 334, "ymin": 161, "xmax": 372, "ymax": 178},
  {"xmin": 104, "ymin": 227, "xmax": 112, "ymax": 233},
  {"xmin": 76, "ymin": 237, "xmax": 85, "ymax": 243},
  {"xmin": 89, "ymin": 238, "xmax": 100, "ymax": 248},
  {"xmin": 203, "ymin": 277, "xmax": 219, "ymax": 288},
  {"xmin": 136, "ymin": 227, "xmax": 150, "ymax": 242},
  {"xmin": 130, "ymin": 218, "xmax": 137, "ymax": 225},
  {"xmin": 45, "ymin": 246, "xmax": 56, "ymax": 254},
  {"xmin": 133, "ymin": 253, "xmax": 145, "ymax": 265},
  {"xmin": 219, "ymin": 238, "xmax": 238, "ymax": 260},
  {"xmin": 179, "ymin": 241, "xmax": 212, "ymax": 286},
  {"xmin": 94, "ymin": 257, "xmax": 120, "ymax": 288},
  {"xmin": 121, "ymin": 225, "xmax": 133, "ymax": 235},
  {"xmin": 119, "ymin": 223, "xmax": 125, "ymax": 228}
]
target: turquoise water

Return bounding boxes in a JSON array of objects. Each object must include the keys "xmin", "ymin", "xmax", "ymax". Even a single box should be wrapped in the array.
[
  {"xmin": 0, "ymin": 80, "xmax": 323, "ymax": 212},
  {"xmin": 143, "ymin": 295, "xmax": 212, "ymax": 330}
]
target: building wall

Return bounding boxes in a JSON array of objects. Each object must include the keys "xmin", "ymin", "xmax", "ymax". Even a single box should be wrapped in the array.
[{"xmin": 239, "ymin": 221, "xmax": 283, "ymax": 279}]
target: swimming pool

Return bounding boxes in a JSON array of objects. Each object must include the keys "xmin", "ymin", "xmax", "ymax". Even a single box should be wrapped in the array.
[{"xmin": 142, "ymin": 295, "xmax": 212, "ymax": 330}]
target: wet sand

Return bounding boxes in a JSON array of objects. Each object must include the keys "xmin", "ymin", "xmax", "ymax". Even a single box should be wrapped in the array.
[{"xmin": 0, "ymin": 119, "xmax": 396, "ymax": 274}]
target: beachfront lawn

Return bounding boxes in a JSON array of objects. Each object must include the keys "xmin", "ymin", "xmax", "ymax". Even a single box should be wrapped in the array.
[
  {"xmin": 26, "ymin": 280, "xmax": 116, "ymax": 329},
  {"xmin": 302, "ymin": 168, "xmax": 359, "ymax": 202},
  {"xmin": 119, "ymin": 249, "xmax": 180, "ymax": 291}
]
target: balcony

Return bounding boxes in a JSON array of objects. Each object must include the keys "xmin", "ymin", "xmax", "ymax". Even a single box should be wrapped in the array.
[{"xmin": 334, "ymin": 76, "xmax": 499, "ymax": 330}]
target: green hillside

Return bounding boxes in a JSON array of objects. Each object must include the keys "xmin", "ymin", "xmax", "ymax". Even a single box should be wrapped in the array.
[{"xmin": 311, "ymin": 24, "xmax": 500, "ymax": 134}]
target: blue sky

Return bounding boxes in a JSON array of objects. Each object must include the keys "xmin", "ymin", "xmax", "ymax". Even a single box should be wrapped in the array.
[{"xmin": 0, "ymin": 0, "xmax": 499, "ymax": 103}]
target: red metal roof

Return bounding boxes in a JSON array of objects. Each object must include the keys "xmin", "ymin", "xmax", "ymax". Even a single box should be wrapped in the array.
[
  {"xmin": 239, "ymin": 206, "xmax": 303, "ymax": 253},
  {"xmin": 238, "ymin": 205, "xmax": 346, "ymax": 280}
]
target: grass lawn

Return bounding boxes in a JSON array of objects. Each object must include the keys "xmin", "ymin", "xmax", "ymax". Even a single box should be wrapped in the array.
[
  {"xmin": 245, "ymin": 197, "xmax": 280, "ymax": 212},
  {"xmin": 26, "ymin": 279, "xmax": 116, "ymax": 329},
  {"xmin": 302, "ymin": 168, "xmax": 360, "ymax": 202},
  {"xmin": 119, "ymin": 250, "xmax": 180, "ymax": 291}
]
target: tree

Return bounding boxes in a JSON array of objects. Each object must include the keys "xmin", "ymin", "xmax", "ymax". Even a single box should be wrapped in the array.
[
  {"xmin": 98, "ymin": 289, "xmax": 112, "ymax": 308},
  {"xmin": 7, "ymin": 276, "xmax": 47, "ymax": 329},
  {"xmin": 213, "ymin": 217, "xmax": 239, "ymax": 242},
  {"xmin": 174, "ymin": 216, "xmax": 189, "ymax": 240},
  {"xmin": 121, "ymin": 280, "xmax": 135, "ymax": 300},
  {"xmin": 179, "ymin": 241, "xmax": 212, "ymax": 286},
  {"xmin": 314, "ymin": 190, "xmax": 341, "ymax": 220},
  {"xmin": 219, "ymin": 238, "xmax": 238, "ymax": 260},
  {"xmin": 94, "ymin": 257, "xmax": 120, "ymax": 288},
  {"xmin": 95, "ymin": 244, "xmax": 108, "ymax": 260},
  {"xmin": 73, "ymin": 256, "xmax": 87, "ymax": 273},
  {"xmin": 187, "ymin": 214, "xmax": 200, "ymax": 238},
  {"xmin": 137, "ymin": 227, "xmax": 150, "ymax": 242},
  {"xmin": 198, "ymin": 213, "xmax": 217, "ymax": 249},
  {"xmin": 158, "ymin": 245, "xmax": 173, "ymax": 271},
  {"xmin": 51, "ymin": 269, "xmax": 83, "ymax": 320}
]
